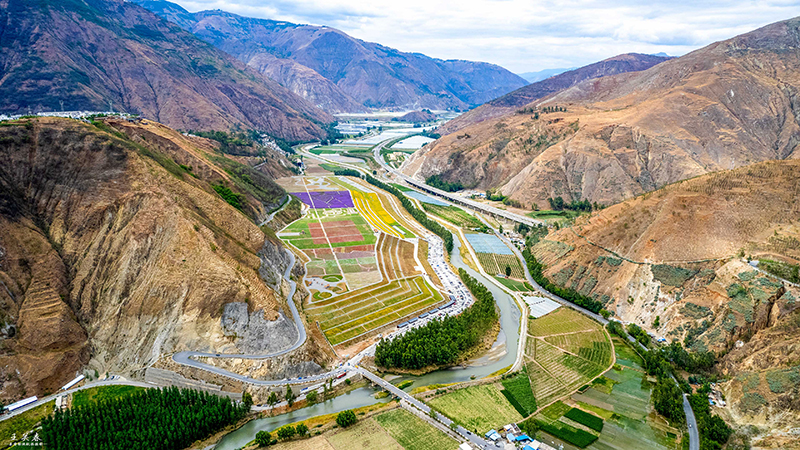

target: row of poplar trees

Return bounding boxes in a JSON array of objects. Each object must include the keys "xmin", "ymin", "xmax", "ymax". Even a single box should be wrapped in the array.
[{"xmin": 40, "ymin": 387, "xmax": 249, "ymax": 450}]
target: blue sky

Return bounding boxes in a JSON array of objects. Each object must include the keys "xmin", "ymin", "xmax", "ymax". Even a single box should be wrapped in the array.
[{"xmin": 173, "ymin": 0, "xmax": 800, "ymax": 73}]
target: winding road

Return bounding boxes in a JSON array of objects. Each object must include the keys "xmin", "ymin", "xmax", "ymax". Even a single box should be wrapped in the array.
[{"xmin": 170, "ymin": 249, "xmax": 325, "ymax": 386}]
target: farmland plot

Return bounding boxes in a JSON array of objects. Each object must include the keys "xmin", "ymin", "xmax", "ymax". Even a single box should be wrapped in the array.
[
  {"xmin": 307, "ymin": 276, "xmax": 443, "ymax": 345},
  {"xmin": 522, "ymin": 307, "xmax": 613, "ymax": 410},
  {"xmin": 428, "ymin": 384, "xmax": 522, "ymax": 435}
]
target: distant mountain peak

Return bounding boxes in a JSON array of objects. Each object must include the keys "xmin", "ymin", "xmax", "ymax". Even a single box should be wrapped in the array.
[{"xmin": 133, "ymin": 0, "xmax": 527, "ymax": 112}]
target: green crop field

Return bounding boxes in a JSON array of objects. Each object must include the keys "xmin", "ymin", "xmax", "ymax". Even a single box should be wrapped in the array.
[
  {"xmin": 528, "ymin": 308, "xmax": 601, "ymax": 336},
  {"xmin": 374, "ymin": 409, "xmax": 457, "ymax": 450},
  {"xmin": 539, "ymin": 419, "xmax": 598, "ymax": 448},
  {"xmin": 539, "ymin": 401, "xmax": 571, "ymax": 420},
  {"xmin": 422, "ymin": 203, "xmax": 483, "ymax": 228},
  {"xmin": 564, "ymin": 407, "xmax": 604, "ymax": 432},
  {"xmin": 501, "ymin": 369, "xmax": 537, "ymax": 416},
  {"xmin": 73, "ymin": 385, "xmax": 145, "ymax": 408},
  {"xmin": 610, "ymin": 336, "xmax": 644, "ymax": 369},
  {"xmin": 307, "ymin": 276, "xmax": 443, "ymax": 345},
  {"xmin": 428, "ymin": 384, "xmax": 522, "ymax": 435},
  {"xmin": 494, "ymin": 276, "xmax": 533, "ymax": 292},
  {"xmin": 475, "ymin": 253, "xmax": 525, "ymax": 279},
  {"xmin": 564, "ymin": 341, "xmax": 681, "ymax": 450}
]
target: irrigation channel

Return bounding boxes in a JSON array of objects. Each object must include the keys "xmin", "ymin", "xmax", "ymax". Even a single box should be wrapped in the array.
[{"xmin": 214, "ymin": 234, "xmax": 522, "ymax": 449}]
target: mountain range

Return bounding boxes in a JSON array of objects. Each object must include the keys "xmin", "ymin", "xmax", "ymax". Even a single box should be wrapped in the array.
[
  {"xmin": 405, "ymin": 18, "xmax": 800, "ymax": 207},
  {"xmin": 0, "ymin": 0, "xmax": 336, "ymax": 141},
  {"xmin": 131, "ymin": 0, "xmax": 528, "ymax": 112}
]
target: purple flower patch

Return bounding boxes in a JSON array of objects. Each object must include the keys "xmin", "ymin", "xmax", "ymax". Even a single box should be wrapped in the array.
[{"xmin": 293, "ymin": 190, "xmax": 354, "ymax": 209}]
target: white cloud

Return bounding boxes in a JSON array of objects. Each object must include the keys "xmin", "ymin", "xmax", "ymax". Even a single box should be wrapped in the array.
[{"xmin": 173, "ymin": 0, "xmax": 800, "ymax": 73}]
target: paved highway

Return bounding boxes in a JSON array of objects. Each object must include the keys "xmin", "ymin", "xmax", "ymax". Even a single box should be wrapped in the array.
[
  {"xmin": 683, "ymin": 393, "xmax": 700, "ymax": 450},
  {"xmin": 370, "ymin": 140, "xmax": 542, "ymax": 228}
]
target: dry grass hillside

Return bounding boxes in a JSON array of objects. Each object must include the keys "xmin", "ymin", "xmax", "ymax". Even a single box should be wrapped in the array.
[
  {"xmin": 436, "ymin": 53, "xmax": 669, "ymax": 136},
  {"xmin": 0, "ymin": 117, "xmax": 330, "ymax": 402},
  {"xmin": 527, "ymin": 159, "xmax": 800, "ymax": 443},
  {"xmin": 406, "ymin": 17, "xmax": 800, "ymax": 208}
]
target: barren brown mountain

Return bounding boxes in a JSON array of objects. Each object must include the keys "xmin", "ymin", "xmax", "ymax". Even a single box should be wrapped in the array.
[
  {"xmin": 436, "ymin": 53, "xmax": 670, "ymax": 135},
  {"xmin": 0, "ymin": 0, "xmax": 331, "ymax": 141},
  {"xmin": 0, "ymin": 117, "xmax": 331, "ymax": 402},
  {"xmin": 406, "ymin": 17, "xmax": 800, "ymax": 208},
  {"xmin": 527, "ymin": 159, "xmax": 800, "ymax": 446}
]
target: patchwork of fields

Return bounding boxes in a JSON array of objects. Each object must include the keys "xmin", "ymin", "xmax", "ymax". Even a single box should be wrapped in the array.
[
  {"xmin": 528, "ymin": 335, "xmax": 681, "ymax": 450},
  {"xmin": 276, "ymin": 174, "xmax": 447, "ymax": 347},
  {"xmin": 274, "ymin": 408, "xmax": 456, "ymax": 450}
]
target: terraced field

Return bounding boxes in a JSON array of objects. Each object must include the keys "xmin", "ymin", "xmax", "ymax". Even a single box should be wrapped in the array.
[
  {"xmin": 523, "ymin": 308, "xmax": 613, "ymax": 408},
  {"xmin": 377, "ymin": 233, "xmax": 419, "ymax": 280},
  {"xmin": 307, "ymin": 276, "xmax": 443, "ymax": 345},
  {"xmin": 351, "ymin": 190, "xmax": 413, "ymax": 238}
]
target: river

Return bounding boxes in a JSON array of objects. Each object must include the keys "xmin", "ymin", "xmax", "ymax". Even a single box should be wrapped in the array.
[{"xmin": 214, "ymin": 233, "xmax": 522, "ymax": 449}]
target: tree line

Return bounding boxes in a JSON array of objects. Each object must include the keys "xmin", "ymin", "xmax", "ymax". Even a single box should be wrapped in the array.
[
  {"xmin": 40, "ymin": 387, "xmax": 249, "ymax": 450},
  {"xmin": 425, "ymin": 174, "xmax": 463, "ymax": 192},
  {"xmin": 521, "ymin": 248, "xmax": 607, "ymax": 316},
  {"xmin": 331, "ymin": 169, "xmax": 454, "ymax": 252},
  {"xmin": 547, "ymin": 197, "xmax": 603, "ymax": 212},
  {"xmin": 375, "ymin": 268, "xmax": 498, "ymax": 370}
]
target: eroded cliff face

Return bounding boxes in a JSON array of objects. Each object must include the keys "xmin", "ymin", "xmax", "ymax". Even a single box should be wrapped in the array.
[{"xmin": 0, "ymin": 117, "xmax": 327, "ymax": 402}]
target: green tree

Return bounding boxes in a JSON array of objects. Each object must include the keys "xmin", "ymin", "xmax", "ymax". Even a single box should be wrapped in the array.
[
  {"xmin": 600, "ymin": 309, "xmax": 611, "ymax": 319},
  {"xmin": 267, "ymin": 391, "xmax": 278, "ymax": 407},
  {"xmin": 653, "ymin": 379, "xmax": 684, "ymax": 424},
  {"xmin": 305, "ymin": 390, "xmax": 318, "ymax": 404},
  {"xmin": 276, "ymin": 425, "xmax": 296, "ymax": 440},
  {"xmin": 242, "ymin": 391, "xmax": 253, "ymax": 409},
  {"xmin": 336, "ymin": 410, "xmax": 357, "ymax": 428},
  {"xmin": 295, "ymin": 423, "xmax": 309, "ymax": 436},
  {"xmin": 653, "ymin": 316, "xmax": 661, "ymax": 328},
  {"xmin": 255, "ymin": 430, "xmax": 271, "ymax": 446},
  {"xmin": 285, "ymin": 386, "xmax": 295, "ymax": 407},
  {"xmin": 505, "ymin": 265, "xmax": 511, "ymax": 277}
]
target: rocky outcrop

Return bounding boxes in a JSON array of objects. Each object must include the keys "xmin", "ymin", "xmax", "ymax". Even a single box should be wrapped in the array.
[
  {"xmin": 221, "ymin": 303, "xmax": 298, "ymax": 354},
  {"xmin": 0, "ymin": 0, "xmax": 331, "ymax": 140}
]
